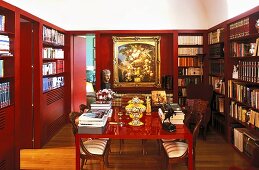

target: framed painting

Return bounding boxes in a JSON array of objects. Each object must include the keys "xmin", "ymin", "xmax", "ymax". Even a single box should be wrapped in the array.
[
  {"xmin": 151, "ymin": 90, "xmax": 167, "ymax": 106},
  {"xmin": 113, "ymin": 36, "xmax": 161, "ymax": 88}
]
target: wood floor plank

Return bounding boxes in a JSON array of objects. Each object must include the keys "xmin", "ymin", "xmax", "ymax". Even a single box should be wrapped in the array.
[{"xmin": 20, "ymin": 124, "xmax": 255, "ymax": 170}]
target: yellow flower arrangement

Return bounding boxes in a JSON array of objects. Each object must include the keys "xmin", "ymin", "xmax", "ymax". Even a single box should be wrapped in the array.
[{"xmin": 125, "ymin": 96, "xmax": 146, "ymax": 113}]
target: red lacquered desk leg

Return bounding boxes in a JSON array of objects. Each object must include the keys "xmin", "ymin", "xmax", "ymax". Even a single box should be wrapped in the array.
[
  {"xmin": 188, "ymin": 136, "xmax": 194, "ymax": 170},
  {"xmin": 76, "ymin": 135, "xmax": 80, "ymax": 170}
]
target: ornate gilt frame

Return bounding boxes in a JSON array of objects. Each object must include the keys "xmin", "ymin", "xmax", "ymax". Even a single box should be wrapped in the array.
[{"xmin": 113, "ymin": 36, "xmax": 161, "ymax": 88}]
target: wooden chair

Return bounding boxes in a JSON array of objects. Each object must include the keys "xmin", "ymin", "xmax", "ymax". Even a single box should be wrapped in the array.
[
  {"xmin": 161, "ymin": 102, "xmax": 204, "ymax": 170},
  {"xmin": 185, "ymin": 83, "xmax": 213, "ymax": 140},
  {"xmin": 69, "ymin": 112, "xmax": 110, "ymax": 170}
]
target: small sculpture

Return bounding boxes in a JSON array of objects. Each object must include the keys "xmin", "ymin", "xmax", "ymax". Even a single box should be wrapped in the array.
[
  {"xmin": 256, "ymin": 19, "xmax": 259, "ymax": 33},
  {"xmin": 101, "ymin": 69, "xmax": 111, "ymax": 89},
  {"xmin": 146, "ymin": 96, "xmax": 151, "ymax": 115},
  {"xmin": 232, "ymin": 65, "xmax": 238, "ymax": 79},
  {"xmin": 162, "ymin": 103, "xmax": 176, "ymax": 132}
]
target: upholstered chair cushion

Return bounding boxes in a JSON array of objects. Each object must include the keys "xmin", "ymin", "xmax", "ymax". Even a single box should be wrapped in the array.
[
  {"xmin": 161, "ymin": 139, "xmax": 177, "ymax": 143},
  {"xmin": 81, "ymin": 139, "xmax": 108, "ymax": 155},
  {"xmin": 163, "ymin": 141, "xmax": 188, "ymax": 158}
]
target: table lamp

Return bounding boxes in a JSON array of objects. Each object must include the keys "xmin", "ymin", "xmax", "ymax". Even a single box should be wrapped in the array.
[{"xmin": 86, "ymin": 82, "xmax": 95, "ymax": 96}]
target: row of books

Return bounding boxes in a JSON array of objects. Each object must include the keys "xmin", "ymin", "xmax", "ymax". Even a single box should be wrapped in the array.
[
  {"xmin": 208, "ymin": 28, "xmax": 224, "ymax": 45},
  {"xmin": 178, "ymin": 97, "xmax": 186, "ymax": 106},
  {"xmin": 43, "ymin": 76, "xmax": 64, "ymax": 92},
  {"xmin": 178, "ymin": 67, "xmax": 203, "ymax": 76},
  {"xmin": 178, "ymin": 35, "xmax": 203, "ymax": 45},
  {"xmin": 229, "ymin": 17, "xmax": 249, "ymax": 39},
  {"xmin": 0, "ymin": 15, "xmax": 5, "ymax": 31},
  {"xmin": 229, "ymin": 101, "xmax": 249, "ymax": 123},
  {"xmin": 0, "ymin": 34, "xmax": 11, "ymax": 56},
  {"xmin": 178, "ymin": 57, "xmax": 201, "ymax": 67},
  {"xmin": 233, "ymin": 61, "xmax": 259, "ymax": 83},
  {"xmin": 228, "ymin": 80, "xmax": 259, "ymax": 110},
  {"xmin": 42, "ymin": 60, "xmax": 64, "ymax": 76},
  {"xmin": 43, "ymin": 48, "xmax": 64, "ymax": 59},
  {"xmin": 213, "ymin": 95, "xmax": 224, "ymax": 113},
  {"xmin": 233, "ymin": 128, "xmax": 259, "ymax": 158},
  {"xmin": 209, "ymin": 43, "xmax": 224, "ymax": 57},
  {"xmin": 0, "ymin": 59, "xmax": 3, "ymax": 77},
  {"xmin": 209, "ymin": 76, "xmax": 225, "ymax": 95},
  {"xmin": 210, "ymin": 60, "xmax": 224, "ymax": 75},
  {"xmin": 43, "ymin": 26, "xmax": 64, "ymax": 46},
  {"xmin": 178, "ymin": 87, "xmax": 187, "ymax": 97},
  {"xmin": 230, "ymin": 42, "xmax": 257, "ymax": 57},
  {"xmin": 178, "ymin": 77, "xmax": 201, "ymax": 87},
  {"xmin": 178, "ymin": 47, "xmax": 203, "ymax": 56},
  {"xmin": 234, "ymin": 128, "xmax": 246, "ymax": 152},
  {"xmin": 0, "ymin": 82, "xmax": 10, "ymax": 108}
]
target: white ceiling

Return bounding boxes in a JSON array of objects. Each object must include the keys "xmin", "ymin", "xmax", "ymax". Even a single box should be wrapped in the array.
[{"xmin": 3, "ymin": 0, "xmax": 259, "ymax": 30}]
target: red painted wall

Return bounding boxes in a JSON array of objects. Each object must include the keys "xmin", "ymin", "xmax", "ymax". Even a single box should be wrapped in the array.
[{"xmin": 96, "ymin": 32, "xmax": 174, "ymax": 93}]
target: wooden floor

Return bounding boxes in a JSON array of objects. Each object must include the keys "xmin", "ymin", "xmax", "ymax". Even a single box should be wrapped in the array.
[{"xmin": 20, "ymin": 124, "xmax": 256, "ymax": 170}]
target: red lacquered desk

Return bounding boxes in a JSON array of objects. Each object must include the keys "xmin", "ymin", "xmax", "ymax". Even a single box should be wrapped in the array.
[{"xmin": 75, "ymin": 108, "xmax": 193, "ymax": 170}]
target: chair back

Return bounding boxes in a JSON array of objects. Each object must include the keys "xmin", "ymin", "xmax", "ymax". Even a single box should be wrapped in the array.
[
  {"xmin": 186, "ymin": 83, "xmax": 213, "ymax": 101},
  {"xmin": 69, "ymin": 112, "xmax": 81, "ymax": 136},
  {"xmin": 184, "ymin": 100, "xmax": 205, "ymax": 147}
]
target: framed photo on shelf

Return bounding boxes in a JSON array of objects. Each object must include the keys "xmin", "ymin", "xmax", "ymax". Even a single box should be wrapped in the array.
[
  {"xmin": 151, "ymin": 90, "xmax": 167, "ymax": 106},
  {"xmin": 113, "ymin": 36, "xmax": 161, "ymax": 88}
]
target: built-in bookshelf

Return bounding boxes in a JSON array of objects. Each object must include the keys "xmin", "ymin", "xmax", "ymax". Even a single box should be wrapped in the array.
[
  {"xmin": 42, "ymin": 25, "xmax": 65, "ymax": 92},
  {"xmin": 177, "ymin": 33, "xmax": 204, "ymax": 106},
  {"xmin": 207, "ymin": 27, "xmax": 226, "ymax": 135},
  {"xmin": 227, "ymin": 9, "xmax": 259, "ymax": 162},
  {"xmin": 0, "ymin": 5, "xmax": 15, "ymax": 170}
]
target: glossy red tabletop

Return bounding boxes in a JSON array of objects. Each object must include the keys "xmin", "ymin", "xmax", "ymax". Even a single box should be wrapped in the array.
[
  {"xmin": 77, "ymin": 107, "xmax": 192, "ymax": 139},
  {"xmin": 76, "ymin": 107, "xmax": 194, "ymax": 170}
]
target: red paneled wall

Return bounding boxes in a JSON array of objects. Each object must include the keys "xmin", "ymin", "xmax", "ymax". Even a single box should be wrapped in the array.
[{"xmin": 96, "ymin": 32, "xmax": 175, "ymax": 93}]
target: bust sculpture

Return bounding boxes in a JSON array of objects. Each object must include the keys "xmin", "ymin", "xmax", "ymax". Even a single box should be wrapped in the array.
[{"xmin": 101, "ymin": 69, "xmax": 111, "ymax": 89}]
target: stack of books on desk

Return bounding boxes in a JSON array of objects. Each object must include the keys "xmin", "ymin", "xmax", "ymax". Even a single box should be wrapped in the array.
[
  {"xmin": 90, "ymin": 101, "xmax": 113, "ymax": 117},
  {"xmin": 78, "ymin": 109, "xmax": 109, "ymax": 134},
  {"xmin": 90, "ymin": 101, "xmax": 112, "ymax": 109}
]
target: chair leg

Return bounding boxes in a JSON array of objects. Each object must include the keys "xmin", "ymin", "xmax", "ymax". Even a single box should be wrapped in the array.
[
  {"xmin": 203, "ymin": 125, "xmax": 208, "ymax": 140},
  {"xmin": 119, "ymin": 139, "xmax": 123, "ymax": 154},
  {"xmin": 157, "ymin": 139, "xmax": 161, "ymax": 155},
  {"xmin": 104, "ymin": 149, "xmax": 109, "ymax": 167},
  {"xmin": 142, "ymin": 139, "xmax": 146, "ymax": 155},
  {"xmin": 100, "ymin": 160, "xmax": 104, "ymax": 170},
  {"xmin": 80, "ymin": 158, "xmax": 85, "ymax": 170}
]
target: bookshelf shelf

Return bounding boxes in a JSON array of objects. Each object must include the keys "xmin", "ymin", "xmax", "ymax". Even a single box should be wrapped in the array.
[
  {"xmin": 0, "ymin": 30, "xmax": 14, "ymax": 35},
  {"xmin": 178, "ymin": 55, "xmax": 203, "ymax": 57},
  {"xmin": 229, "ymin": 33, "xmax": 259, "ymax": 42}
]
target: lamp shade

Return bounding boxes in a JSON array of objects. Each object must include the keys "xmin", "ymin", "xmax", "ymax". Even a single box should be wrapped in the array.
[{"xmin": 86, "ymin": 82, "xmax": 95, "ymax": 93}]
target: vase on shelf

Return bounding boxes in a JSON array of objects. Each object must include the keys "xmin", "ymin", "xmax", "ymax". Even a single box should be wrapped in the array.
[{"xmin": 256, "ymin": 19, "xmax": 259, "ymax": 33}]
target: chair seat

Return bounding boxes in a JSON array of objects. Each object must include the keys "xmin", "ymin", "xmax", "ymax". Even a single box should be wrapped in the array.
[
  {"xmin": 161, "ymin": 139, "xmax": 177, "ymax": 142},
  {"xmin": 81, "ymin": 139, "xmax": 108, "ymax": 155},
  {"xmin": 163, "ymin": 141, "xmax": 188, "ymax": 158}
]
